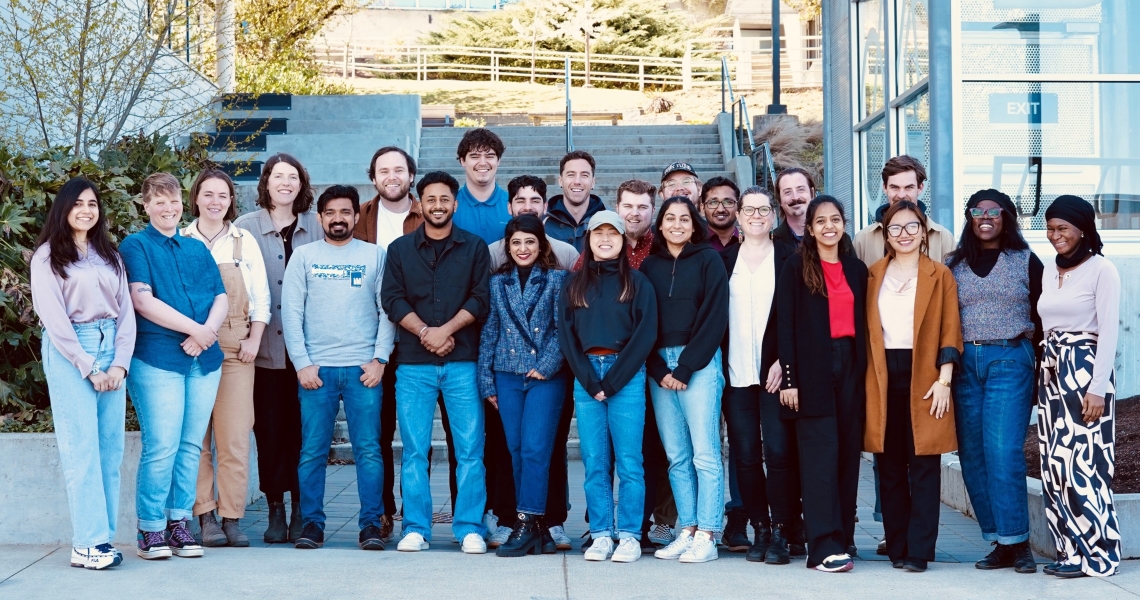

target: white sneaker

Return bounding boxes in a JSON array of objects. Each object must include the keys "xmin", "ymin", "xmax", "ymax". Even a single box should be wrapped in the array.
[
  {"xmin": 397, "ymin": 532, "xmax": 429, "ymax": 552},
  {"xmin": 461, "ymin": 532, "xmax": 487, "ymax": 554},
  {"xmin": 71, "ymin": 544, "xmax": 122, "ymax": 570},
  {"xmin": 654, "ymin": 529, "xmax": 693, "ymax": 560},
  {"xmin": 679, "ymin": 531, "xmax": 719, "ymax": 563},
  {"xmin": 815, "ymin": 553, "xmax": 854, "ymax": 572},
  {"xmin": 611, "ymin": 538, "xmax": 642, "ymax": 563},
  {"xmin": 488, "ymin": 525, "xmax": 512, "ymax": 548},
  {"xmin": 548, "ymin": 525, "xmax": 572, "ymax": 550},
  {"xmin": 584, "ymin": 536, "xmax": 614, "ymax": 561},
  {"xmin": 648, "ymin": 523, "xmax": 675, "ymax": 545}
]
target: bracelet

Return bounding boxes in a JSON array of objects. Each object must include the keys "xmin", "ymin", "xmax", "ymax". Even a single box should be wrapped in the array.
[
  {"xmin": 418, "ymin": 325, "xmax": 428, "ymax": 338},
  {"xmin": 937, "ymin": 378, "xmax": 951, "ymax": 387}
]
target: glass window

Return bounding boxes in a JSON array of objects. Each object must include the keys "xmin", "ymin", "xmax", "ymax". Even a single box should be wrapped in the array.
[
  {"xmin": 858, "ymin": 0, "xmax": 886, "ymax": 117},
  {"xmin": 897, "ymin": 0, "xmax": 929, "ymax": 90},
  {"xmin": 861, "ymin": 118, "xmax": 889, "ymax": 222},
  {"xmin": 959, "ymin": 82, "xmax": 1140, "ymax": 230},
  {"xmin": 901, "ymin": 92, "xmax": 931, "ymax": 206}
]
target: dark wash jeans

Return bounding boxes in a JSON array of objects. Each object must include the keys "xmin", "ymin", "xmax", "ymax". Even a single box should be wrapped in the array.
[{"xmin": 494, "ymin": 372, "xmax": 567, "ymax": 514}]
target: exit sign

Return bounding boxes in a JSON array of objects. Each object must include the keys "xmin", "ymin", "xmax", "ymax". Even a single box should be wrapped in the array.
[{"xmin": 989, "ymin": 93, "xmax": 1059, "ymax": 124}]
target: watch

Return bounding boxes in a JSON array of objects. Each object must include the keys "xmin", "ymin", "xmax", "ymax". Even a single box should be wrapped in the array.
[
  {"xmin": 377, "ymin": 358, "xmax": 388, "ymax": 365},
  {"xmin": 90, "ymin": 364, "xmax": 102, "ymax": 376}
]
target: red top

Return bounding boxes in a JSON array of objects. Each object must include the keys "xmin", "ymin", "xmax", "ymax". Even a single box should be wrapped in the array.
[{"xmin": 821, "ymin": 260, "xmax": 856, "ymax": 339}]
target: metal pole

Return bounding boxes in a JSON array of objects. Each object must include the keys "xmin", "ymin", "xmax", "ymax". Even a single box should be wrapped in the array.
[
  {"xmin": 215, "ymin": 0, "xmax": 236, "ymax": 92},
  {"xmin": 565, "ymin": 57, "xmax": 574, "ymax": 152},
  {"xmin": 768, "ymin": 0, "xmax": 787, "ymax": 114}
]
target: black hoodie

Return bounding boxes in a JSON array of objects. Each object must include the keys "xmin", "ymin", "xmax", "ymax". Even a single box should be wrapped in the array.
[
  {"xmin": 638, "ymin": 242, "xmax": 729, "ymax": 385},
  {"xmin": 545, "ymin": 194, "xmax": 606, "ymax": 252}
]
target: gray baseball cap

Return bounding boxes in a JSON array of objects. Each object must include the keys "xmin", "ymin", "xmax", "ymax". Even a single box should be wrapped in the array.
[{"xmin": 587, "ymin": 210, "xmax": 626, "ymax": 235}]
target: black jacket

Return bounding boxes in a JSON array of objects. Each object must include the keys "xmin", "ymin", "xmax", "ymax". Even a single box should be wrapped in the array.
[
  {"xmin": 720, "ymin": 241, "xmax": 795, "ymax": 379},
  {"xmin": 558, "ymin": 259, "xmax": 657, "ymax": 397},
  {"xmin": 776, "ymin": 252, "xmax": 868, "ymax": 419},
  {"xmin": 771, "ymin": 221, "xmax": 801, "ymax": 248},
  {"xmin": 639, "ymin": 243, "xmax": 729, "ymax": 385},
  {"xmin": 381, "ymin": 225, "xmax": 491, "ymax": 364},
  {"xmin": 545, "ymin": 195, "xmax": 605, "ymax": 252}
]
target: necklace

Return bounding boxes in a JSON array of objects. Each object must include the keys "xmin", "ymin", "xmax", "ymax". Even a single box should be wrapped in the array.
[{"xmin": 199, "ymin": 223, "xmax": 227, "ymax": 246}]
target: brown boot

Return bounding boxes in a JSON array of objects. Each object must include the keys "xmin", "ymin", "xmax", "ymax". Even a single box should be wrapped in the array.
[
  {"xmin": 198, "ymin": 512, "xmax": 227, "ymax": 547},
  {"xmin": 222, "ymin": 518, "xmax": 250, "ymax": 547}
]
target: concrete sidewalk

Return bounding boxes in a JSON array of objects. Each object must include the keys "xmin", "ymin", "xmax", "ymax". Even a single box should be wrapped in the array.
[{"xmin": 3, "ymin": 459, "xmax": 1137, "ymax": 599}]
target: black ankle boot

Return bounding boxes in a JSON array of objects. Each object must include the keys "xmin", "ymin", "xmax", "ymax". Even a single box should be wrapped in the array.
[
  {"xmin": 496, "ymin": 513, "xmax": 542, "ymax": 557},
  {"xmin": 765, "ymin": 523, "xmax": 791, "ymax": 565},
  {"xmin": 263, "ymin": 502, "xmax": 288, "ymax": 543},
  {"xmin": 746, "ymin": 523, "xmax": 771, "ymax": 563},
  {"xmin": 1011, "ymin": 541, "xmax": 1038, "ymax": 573},
  {"xmin": 539, "ymin": 518, "xmax": 557, "ymax": 554},
  {"xmin": 288, "ymin": 502, "xmax": 302, "ymax": 542},
  {"xmin": 786, "ymin": 520, "xmax": 806, "ymax": 557},
  {"xmin": 975, "ymin": 542, "xmax": 1015, "ymax": 570}
]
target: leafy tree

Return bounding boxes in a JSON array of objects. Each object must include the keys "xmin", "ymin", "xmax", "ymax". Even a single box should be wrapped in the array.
[
  {"xmin": 785, "ymin": 0, "xmax": 821, "ymax": 20},
  {"xmin": 553, "ymin": 0, "xmax": 621, "ymax": 86},
  {"xmin": 235, "ymin": 0, "xmax": 360, "ymax": 94}
]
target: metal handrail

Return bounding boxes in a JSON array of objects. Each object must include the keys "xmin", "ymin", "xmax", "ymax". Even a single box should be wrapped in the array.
[{"xmin": 564, "ymin": 58, "xmax": 573, "ymax": 152}]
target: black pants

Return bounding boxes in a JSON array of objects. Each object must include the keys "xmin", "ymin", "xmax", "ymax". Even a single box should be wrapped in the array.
[
  {"xmin": 878, "ymin": 349, "xmax": 941, "ymax": 562},
  {"xmin": 485, "ymin": 398, "xmax": 517, "ymax": 528},
  {"xmin": 642, "ymin": 385, "xmax": 676, "ymax": 531},
  {"xmin": 380, "ymin": 362, "xmax": 457, "ymax": 516},
  {"xmin": 252, "ymin": 364, "xmax": 302, "ymax": 503},
  {"xmin": 793, "ymin": 338, "xmax": 864, "ymax": 567},
  {"xmin": 544, "ymin": 379, "xmax": 574, "ymax": 524},
  {"xmin": 724, "ymin": 383, "xmax": 806, "ymax": 527}
]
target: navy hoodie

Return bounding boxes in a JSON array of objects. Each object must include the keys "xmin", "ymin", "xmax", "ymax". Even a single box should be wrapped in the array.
[{"xmin": 545, "ymin": 194, "xmax": 606, "ymax": 252}]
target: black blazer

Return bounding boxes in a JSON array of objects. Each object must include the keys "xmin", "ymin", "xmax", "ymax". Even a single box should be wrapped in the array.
[
  {"xmin": 776, "ymin": 252, "xmax": 868, "ymax": 419},
  {"xmin": 720, "ymin": 241, "xmax": 794, "ymax": 378}
]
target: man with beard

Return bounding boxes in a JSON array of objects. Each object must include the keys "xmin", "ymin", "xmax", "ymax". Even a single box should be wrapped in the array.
[
  {"xmin": 453, "ymin": 128, "xmax": 512, "ymax": 244},
  {"xmin": 488, "ymin": 175, "xmax": 579, "ymax": 270},
  {"xmin": 282, "ymin": 185, "xmax": 395, "ymax": 550},
  {"xmin": 852, "ymin": 155, "xmax": 954, "ymax": 266},
  {"xmin": 701, "ymin": 177, "xmax": 742, "ymax": 251},
  {"xmin": 545, "ymin": 151, "xmax": 606, "ymax": 251},
  {"xmin": 382, "ymin": 171, "xmax": 492, "ymax": 554},
  {"xmin": 772, "ymin": 168, "xmax": 813, "ymax": 247},
  {"xmin": 659, "ymin": 162, "xmax": 702, "ymax": 206}
]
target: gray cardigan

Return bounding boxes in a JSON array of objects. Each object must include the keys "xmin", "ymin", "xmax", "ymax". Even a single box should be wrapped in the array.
[{"xmin": 233, "ymin": 208, "xmax": 324, "ymax": 369}]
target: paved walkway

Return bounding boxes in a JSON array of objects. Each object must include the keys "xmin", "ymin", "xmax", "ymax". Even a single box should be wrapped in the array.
[{"xmin": 4, "ymin": 459, "xmax": 1139, "ymax": 599}]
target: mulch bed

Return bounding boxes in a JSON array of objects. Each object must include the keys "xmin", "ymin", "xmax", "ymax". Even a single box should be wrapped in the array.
[{"xmin": 1024, "ymin": 396, "xmax": 1140, "ymax": 493}]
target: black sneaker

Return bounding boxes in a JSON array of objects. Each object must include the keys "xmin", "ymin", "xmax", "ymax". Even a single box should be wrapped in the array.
[
  {"xmin": 136, "ymin": 529, "xmax": 172, "ymax": 560},
  {"xmin": 295, "ymin": 522, "xmax": 324, "ymax": 549},
  {"xmin": 360, "ymin": 524, "xmax": 385, "ymax": 550},
  {"xmin": 722, "ymin": 510, "xmax": 750, "ymax": 552},
  {"xmin": 903, "ymin": 558, "xmax": 928, "ymax": 572},
  {"xmin": 166, "ymin": 519, "xmax": 204, "ymax": 558}
]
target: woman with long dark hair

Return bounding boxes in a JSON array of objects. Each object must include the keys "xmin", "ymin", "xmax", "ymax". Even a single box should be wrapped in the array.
[
  {"xmin": 639, "ymin": 197, "xmax": 729, "ymax": 564},
  {"xmin": 946, "ymin": 189, "xmax": 1042, "ymax": 574},
  {"xmin": 776, "ymin": 195, "xmax": 867, "ymax": 573},
  {"xmin": 478, "ymin": 215, "xmax": 568, "ymax": 557},
  {"xmin": 30, "ymin": 177, "xmax": 136, "ymax": 570},
  {"xmin": 1037, "ymin": 195, "xmax": 1120, "ymax": 578},
  {"xmin": 233, "ymin": 153, "xmax": 324, "ymax": 543},
  {"xmin": 558, "ymin": 211, "xmax": 657, "ymax": 563}
]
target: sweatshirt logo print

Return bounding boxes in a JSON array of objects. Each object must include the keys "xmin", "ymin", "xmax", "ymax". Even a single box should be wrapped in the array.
[{"xmin": 312, "ymin": 264, "xmax": 366, "ymax": 287}]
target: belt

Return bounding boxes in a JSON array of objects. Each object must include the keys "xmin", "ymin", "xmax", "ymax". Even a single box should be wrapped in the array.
[
  {"xmin": 585, "ymin": 347, "xmax": 618, "ymax": 356},
  {"xmin": 967, "ymin": 338, "xmax": 1024, "ymax": 347}
]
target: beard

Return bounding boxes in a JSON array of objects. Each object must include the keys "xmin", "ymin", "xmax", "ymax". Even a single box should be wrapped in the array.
[
  {"xmin": 424, "ymin": 210, "xmax": 454, "ymax": 229},
  {"xmin": 325, "ymin": 222, "xmax": 353, "ymax": 241},
  {"xmin": 377, "ymin": 181, "xmax": 410, "ymax": 203}
]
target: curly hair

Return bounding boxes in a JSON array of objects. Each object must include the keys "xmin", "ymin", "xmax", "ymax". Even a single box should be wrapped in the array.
[{"xmin": 456, "ymin": 128, "xmax": 505, "ymax": 161}]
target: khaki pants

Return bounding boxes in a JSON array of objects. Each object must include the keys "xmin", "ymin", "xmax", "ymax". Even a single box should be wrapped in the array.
[{"xmin": 194, "ymin": 322, "xmax": 255, "ymax": 518}]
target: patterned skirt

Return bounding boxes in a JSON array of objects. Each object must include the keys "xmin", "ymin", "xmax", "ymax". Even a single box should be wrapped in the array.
[{"xmin": 1037, "ymin": 330, "xmax": 1120, "ymax": 576}]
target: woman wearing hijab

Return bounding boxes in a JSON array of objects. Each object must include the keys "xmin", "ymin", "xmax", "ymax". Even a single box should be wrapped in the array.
[{"xmin": 1037, "ymin": 195, "xmax": 1121, "ymax": 579}]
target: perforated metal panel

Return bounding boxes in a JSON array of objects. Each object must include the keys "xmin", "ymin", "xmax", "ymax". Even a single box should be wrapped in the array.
[
  {"xmin": 823, "ymin": 0, "xmax": 855, "ymax": 224},
  {"xmin": 960, "ymin": 43, "xmax": 1094, "ymax": 75},
  {"xmin": 960, "ymin": 82, "xmax": 1096, "ymax": 157},
  {"xmin": 899, "ymin": 0, "xmax": 930, "ymax": 90},
  {"xmin": 960, "ymin": 0, "xmax": 1101, "ymax": 23}
]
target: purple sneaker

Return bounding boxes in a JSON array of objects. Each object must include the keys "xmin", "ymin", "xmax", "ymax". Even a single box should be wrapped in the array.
[
  {"xmin": 137, "ymin": 529, "xmax": 172, "ymax": 560},
  {"xmin": 167, "ymin": 519, "xmax": 204, "ymax": 558}
]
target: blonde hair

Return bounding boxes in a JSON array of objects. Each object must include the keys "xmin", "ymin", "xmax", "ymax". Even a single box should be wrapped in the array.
[{"xmin": 141, "ymin": 172, "xmax": 182, "ymax": 204}]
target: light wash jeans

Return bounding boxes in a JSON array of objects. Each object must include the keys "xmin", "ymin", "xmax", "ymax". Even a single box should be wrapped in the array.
[
  {"xmin": 396, "ymin": 362, "xmax": 487, "ymax": 542},
  {"xmin": 128, "ymin": 356, "xmax": 221, "ymax": 532},
  {"xmin": 574, "ymin": 354, "xmax": 646, "ymax": 540},
  {"xmin": 298, "ymin": 366, "xmax": 384, "ymax": 530},
  {"xmin": 650, "ymin": 346, "xmax": 725, "ymax": 532},
  {"xmin": 42, "ymin": 319, "xmax": 126, "ymax": 548}
]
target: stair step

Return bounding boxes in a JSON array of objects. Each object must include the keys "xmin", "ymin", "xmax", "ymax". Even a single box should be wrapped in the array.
[
  {"xmin": 206, "ymin": 132, "xmax": 267, "ymax": 152},
  {"xmin": 222, "ymin": 93, "xmax": 292, "ymax": 111},
  {"xmin": 215, "ymin": 118, "xmax": 288, "ymax": 135},
  {"xmin": 218, "ymin": 161, "xmax": 262, "ymax": 183}
]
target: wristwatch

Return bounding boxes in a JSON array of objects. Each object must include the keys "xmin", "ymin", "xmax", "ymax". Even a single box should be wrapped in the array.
[{"xmin": 90, "ymin": 364, "xmax": 102, "ymax": 376}]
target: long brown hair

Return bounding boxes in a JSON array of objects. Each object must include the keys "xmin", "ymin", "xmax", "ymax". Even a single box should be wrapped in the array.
[
  {"xmin": 880, "ymin": 200, "xmax": 930, "ymax": 259},
  {"xmin": 565, "ymin": 227, "xmax": 635, "ymax": 308},
  {"xmin": 495, "ymin": 215, "xmax": 559, "ymax": 275},
  {"xmin": 798, "ymin": 195, "xmax": 851, "ymax": 297}
]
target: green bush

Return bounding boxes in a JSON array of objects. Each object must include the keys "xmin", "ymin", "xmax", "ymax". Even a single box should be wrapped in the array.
[{"xmin": 0, "ymin": 133, "xmax": 212, "ymax": 432}]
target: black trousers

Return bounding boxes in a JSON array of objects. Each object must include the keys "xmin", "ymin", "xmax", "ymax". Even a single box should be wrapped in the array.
[
  {"xmin": 544, "ymin": 379, "xmax": 574, "ymax": 524},
  {"xmin": 485, "ymin": 398, "xmax": 517, "ymax": 528},
  {"xmin": 877, "ymin": 349, "xmax": 941, "ymax": 562},
  {"xmin": 793, "ymin": 338, "xmax": 864, "ymax": 567},
  {"xmin": 380, "ymin": 361, "xmax": 457, "ymax": 516},
  {"xmin": 252, "ymin": 364, "xmax": 302, "ymax": 503},
  {"xmin": 724, "ymin": 383, "xmax": 806, "ymax": 527}
]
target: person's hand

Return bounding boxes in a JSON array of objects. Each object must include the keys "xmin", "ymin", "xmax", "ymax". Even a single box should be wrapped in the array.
[
  {"xmin": 104, "ymin": 366, "xmax": 126, "ymax": 391},
  {"xmin": 594, "ymin": 391, "xmax": 606, "ymax": 401},
  {"xmin": 486, "ymin": 395, "xmax": 499, "ymax": 410},
  {"xmin": 765, "ymin": 362, "xmax": 782, "ymax": 394},
  {"xmin": 924, "ymin": 380, "xmax": 951, "ymax": 419},
  {"xmin": 780, "ymin": 388, "xmax": 799, "ymax": 411},
  {"xmin": 421, "ymin": 327, "xmax": 451, "ymax": 352},
  {"xmin": 526, "ymin": 369, "xmax": 545, "ymax": 380},
  {"xmin": 88, "ymin": 371, "xmax": 111, "ymax": 392},
  {"xmin": 433, "ymin": 336, "xmax": 456, "ymax": 357},
  {"xmin": 360, "ymin": 359, "xmax": 385, "ymax": 388},
  {"xmin": 189, "ymin": 323, "xmax": 218, "ymax": 349},
  {"xmin": 298, "ymin": 365, "xmax": 323, "ymax": 390},
  {"xmin": 181, "ymin": 337, "xmax": 204, "ymax": 357},
  {"xmin": 661, "ymin": 374, "xmax": 687, "ymax": 391},
  {"xmin": 1082, "ymin": 392, "xmax": 1106, "ymax": 424},
  {"xmin": 238, "ymin": 336, "xmax": 262, "ymax": 363}
]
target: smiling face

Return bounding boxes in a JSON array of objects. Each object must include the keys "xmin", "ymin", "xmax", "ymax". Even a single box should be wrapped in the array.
[
  {"xmin": 460, "ymin": 147, "xmax": 499, "ymax": 188},
  {"xmin": 808, "ymin": 201, "xmax": 844, "ymax": 251},
  {"xmin": 738, "ymin": 192, "xmax": 775, "ymax": 239},
  {"xmin": 970, "ymin": 199, "xmax": 1004, "ymax": 248},
  {"xmin": 195, "ymin": 177, "xmax": 233, "ymax": 226},
  {"xmin": 778, "ymin": 172, "xmax": 812, "ymax": 219},
  {"xmin": 660, "ymin": 171, "xmax": 700, "ymax": 202},
  {"xmin": 68, "ymin": 188, "xmax": 100, "ymax": 238},
  {"xmin": 145, "ymin": 191, "xmax": 184, "ymax": 235},
  {"xmin": 589, "ymin": 224, "xmax": 623, "ymax": 260},
  {"xmin": 508, "ymin": 231, "xmax": 540, "ymax": 268},
  {"xmin": 319, "ymin": 197, "xmax": 358, "ymax": 242},
  {"xmin": 616, "ymin": 191, "xmax": 654, "ymax": 241},
  {"xmin": 268, "ymin": 161, "xmax": 300, "ymax": 209},
  {"xmin": 559, "ymin": 159, "xmax": 595, "ymax": 207},
  {"xmin": 509, "ymin": 186, "xmax": 546, "ymax": 218},
  {"xmin": 703, "ymin": 185, "xmax": 739, "ymax": 231},
  {"xmin": 660, "ymin": 202, "xmax": 694, "ymax": 247},
  {"xmin": 420, "ymin": 182, "xmax": 456, "ymax": 229},
  {"xmin": 884, "ymin": 170, "xmax": 924, "ymax": 205},
  {"xmin": 885, "ymin": 208, "xmax": 924, "ymax": 257},
  {"xmin": 372, "ymin": 151, "xmax": 412, "ymax": 203},
  {"xmin": 1046, "ymin": 217, "xmax": 1082, "ymax": 257}
]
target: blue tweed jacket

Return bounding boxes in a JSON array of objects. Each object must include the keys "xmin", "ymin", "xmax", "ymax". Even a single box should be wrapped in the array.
[{"xmin": 477, "ymin": 266, "xmax": 567, "ymax": 399}]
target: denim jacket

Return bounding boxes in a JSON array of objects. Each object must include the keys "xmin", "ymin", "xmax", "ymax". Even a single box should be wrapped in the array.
[{"xmin": 477, "ymin": 266, "xmax": 567, "ymax": 399}]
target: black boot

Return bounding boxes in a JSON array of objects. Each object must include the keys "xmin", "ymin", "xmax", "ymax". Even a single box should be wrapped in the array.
[
  {"xmin": 1011, "ymin": 541, "xmax": 1038, "ymax": 574},
  {"xmin": 539, "ymin": 518, "xmax": 557, "ymax": 554},
  {"xmin": 497, "ymin": 513, "xmax": 542, "ymax": 557},
  {"xmin": 288, "ymin": 502, "xmax": 303, "ymax": 542},
  {"xmin": 975, "ymin": 542, "xmax": 1015, "ymax": 570},
  {"xmin": 765, "ymin": 523, "xmax": 791, "ymax": 565},
  {"xmin": 786, "ymin": 520, "xmax": 806, "ymax": 557},
  {"xmin": 746, "ymin": 522, "xmax": 771, "ymax": 563},
  {"xmin": 723, "ymin": 509, "xmax": 750, "ymax": 552},
  {"xmin": 263, "ymin": 502, "xmax": 288, "ymax": 544}
]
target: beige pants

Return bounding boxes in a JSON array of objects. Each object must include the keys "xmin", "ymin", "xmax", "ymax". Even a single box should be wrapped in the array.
[{"xmin": 194, "ymin": 322, "xmax": 255, "ymax": 518}]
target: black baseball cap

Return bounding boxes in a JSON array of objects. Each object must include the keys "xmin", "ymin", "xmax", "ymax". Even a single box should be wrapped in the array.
[{"xmin": 661, "ymin": 162, "xmax": 698, "ymax": 181}]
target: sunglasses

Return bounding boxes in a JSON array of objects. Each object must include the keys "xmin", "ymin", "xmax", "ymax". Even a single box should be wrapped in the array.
[{"xmin": 969, "ymin": 207, "xmax": 1003, "ymax": 219}]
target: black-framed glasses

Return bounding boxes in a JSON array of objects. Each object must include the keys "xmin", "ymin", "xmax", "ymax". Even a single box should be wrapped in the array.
[
  {"xmin": 969, "ymin": 207, "xmax": 1003, "ymax": 219},
  {"xmin": 886, "ymin": 222, "xmax": 922, "ymax": 237},
  {"xmin": 704, "ymin": 199, "xmax": 737, "ymax": 209},
  {"xmin": 739, "ymin": 205, "xmax": 772, "ymax": 217}
]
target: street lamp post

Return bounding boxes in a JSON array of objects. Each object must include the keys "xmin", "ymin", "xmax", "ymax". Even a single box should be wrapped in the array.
[{"xmin": 768, "ymin": 0, "xmax": 787, "ymax": 114}]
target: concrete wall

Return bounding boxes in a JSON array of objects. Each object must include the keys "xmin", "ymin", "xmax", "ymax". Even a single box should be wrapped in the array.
[
  {"xmin": 0, "ymin": 433, "xmax": 260, "ymax": 545},
  {"xmin": 317, "ymin": 9, "xmax": 463, "ymax": 47}
]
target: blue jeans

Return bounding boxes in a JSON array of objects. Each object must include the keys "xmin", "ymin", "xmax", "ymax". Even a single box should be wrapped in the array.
[
  {"xmin": 42, "ymin": 320, "xmax": 126, "ymax": 548},
  {"xmin": 574, "ymin": 354, "xmax": 646, "ymax": 540},
  {"xmin": 396, "ymin": 362, "xmax": 487, "ymax": 541},
  {"xmin": 297, "ymin": 366, "xmax": 384, "ymax": 530},
  {"xmin": 495, "ymin": 372, "xmax": 566, "ymax": 515},
  {"xmin": 954, "ymin": 339, "xmax": 1036, "ymax": 544},
  {"xmin": 128, "ymin": 356, "xmax": 221, "ymax": 532},
  {"xmin": 650, "ymin": 347, "xmax": 725, "ymax": 532}
]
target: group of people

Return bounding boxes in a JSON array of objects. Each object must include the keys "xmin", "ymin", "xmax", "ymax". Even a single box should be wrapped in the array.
[{"xmin": 32, "ymin": 128, "xmax": 1120, "ymax": 579}]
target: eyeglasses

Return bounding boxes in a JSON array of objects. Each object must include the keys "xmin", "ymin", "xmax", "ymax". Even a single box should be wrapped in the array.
[
  {"xmin": 969, "ymin": 207, "xmax": 1003, "ymax": 219},
  {"xmin": 704, "ymin": 199, "xmax": 737, "ymax": 209},
  {"xmin": 739, "ymin": 206, "xmax": 772, "ymax": 217},
  {"xmin": 662, "ymin": 177, "xmax": 698, "ymax": 190},
  {"xmin": 886, "ymin": 222, "xmax": 922, "ymax": 237}
]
